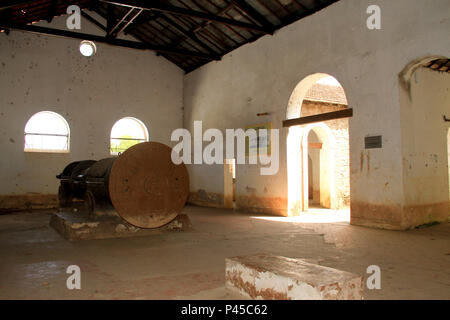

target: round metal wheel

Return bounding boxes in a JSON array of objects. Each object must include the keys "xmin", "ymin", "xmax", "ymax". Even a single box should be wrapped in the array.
[
  {"xmin": 58, "ymin": 184, "xmax": 73, "ymax": 208},
  {"xmin": 84, "ymin": 190, "xmax": 96, "ymax": 216},
  {"xmin": 108, "ymin": 142, "xmax": 189, "ymax": 229}
]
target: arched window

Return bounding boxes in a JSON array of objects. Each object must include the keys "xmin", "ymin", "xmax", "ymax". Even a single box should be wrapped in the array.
[
  {"xmin": 24, "ymin": 111, "xmax": 70, "ymax": 152},
  {"xmin": 110, "ymin": 117, "xmax": 149, "ymax": 155}
]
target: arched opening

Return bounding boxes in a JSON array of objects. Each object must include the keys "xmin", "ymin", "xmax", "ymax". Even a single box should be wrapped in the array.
[
  {"xmin": 399, "ymin": 56, "xmax": 450, "ymax": 227},
  {"xmin": 305, "ymin": 125, "xmax": 334, "ymax": 209},
  {"xmin": 448, "ymin": 128, "xmax": 450, "ymax": 209},
  {"xmin": 287, "ymin": 74, "xmax": 350, "ymax": 221},
  {"xmin": 110, "ymin": 117, "xmax": 149, "ymax": 155},
  {"xmin": 24, "ymin": 111, "xmax": 70, "ymax": 153},
  {"xmin": 299, "ymin": 123, "xmax": 339, "ymax": 213},
  {"xmin": 308, "ymin": 155, "xmax": 314, "ymax": 203}
]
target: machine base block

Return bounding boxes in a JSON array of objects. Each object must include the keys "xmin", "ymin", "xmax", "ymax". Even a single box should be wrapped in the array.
[{"xmin": 50, "ymin": 210, "xmax": 192, "ymax": 241}]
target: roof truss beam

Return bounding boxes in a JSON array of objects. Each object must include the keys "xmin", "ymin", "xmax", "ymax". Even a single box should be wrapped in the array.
[
  {"xmin": 230, "ymin": 0, "xmax": 274, "ymax": 30},
  {"xmin": 113, "ymin": 8, "xmax": 143, "ymax": 37},
  {"xmin": 121, "ymin": 12, "xmax": 159, "ymax": 34},
  {"xmin": 0, "ymin": 22, "xmax": 218, "ymax": 60},
  {"xmin": 100, "ymin": 0, "xmax": 273, "ymax": 34},
  {"xmin": 46, "ymin": 0, "xmax": 59, "ymax": 23},
  {"xmin": 156, "ymin": 12, "xmax": 220, "ymax": 58},
  {"xmin": 81, "ymin": 10, "xmax": 107, "ymax": 31}
]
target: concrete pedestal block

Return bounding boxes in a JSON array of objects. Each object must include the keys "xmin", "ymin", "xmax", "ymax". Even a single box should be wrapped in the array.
[
  {"xmin": 50, "ymin": 210, "xmax": 191, "ymax": 241},
  {"xmin": 226, "ymin": 253, "xmax": 363, "ymax": 300}
]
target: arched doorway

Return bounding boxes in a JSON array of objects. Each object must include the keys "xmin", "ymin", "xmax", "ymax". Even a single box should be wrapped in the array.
[
  {"xmin": 303, "ymin": 124, "xmax": 335, "ymax": 210},
  {"xmin": 286, "ymin": 73, "xmax": 350, "ymax": 217},
  {"xmin": 448, "ymin": 128, "xmax": 450, "ymax": 209}
]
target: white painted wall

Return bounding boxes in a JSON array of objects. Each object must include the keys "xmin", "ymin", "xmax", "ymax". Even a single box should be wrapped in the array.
[
  {"xmin": 183, "ymin": 0, "xmax": 450, "ymax": 228},
  {"xmin": 0, "ymin": 15, "xmax": 183, "ymax": 198},
  {"xmin": 400, "ymin": 67, "xmax": 450, "ymax": 227}
]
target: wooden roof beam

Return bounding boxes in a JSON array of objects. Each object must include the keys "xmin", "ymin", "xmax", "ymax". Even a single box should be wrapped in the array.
[
  {"xmin": 231, "ymin": 0, "xmax": 274, "ymax": 30},
  {"xmin": 157, "ymin": 12, "xmax": 221, "ymax": 59},
  {"xmin": 283, "ymin": 109, "xmax": 353, "ymax": 127},
  {"xmin": 1, "ymin": 22, "xmax": 219, "ymax": 60},
  {"xmin": 100, "ymin": 0, "xmax": 273, "ymax": 34}
]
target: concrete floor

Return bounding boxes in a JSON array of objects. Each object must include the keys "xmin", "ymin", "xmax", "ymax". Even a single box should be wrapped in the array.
[{"xmin": 0, "ymin": 205, "xmax": 449, "ymax": 300}]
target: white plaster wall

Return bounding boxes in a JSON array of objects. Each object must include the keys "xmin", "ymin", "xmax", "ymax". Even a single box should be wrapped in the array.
[
  {"xmin": 0, "ymin": 15, "xmax": 183, "ymax": 196},
  {"xmin": 400, "ymin": 67, "xmax": 450, "ymax": 225},
  {"xmin": 183, "ymin": 0, "xmax": 450, "ymax": 225}
]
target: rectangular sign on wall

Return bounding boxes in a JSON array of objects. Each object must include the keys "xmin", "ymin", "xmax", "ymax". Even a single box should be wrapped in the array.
[
  {"xmin": 245, "ymin": 122, "xmax": 272, "ymax": 156},
  {"xmin": 365, "ymin": 135, "xmax": 382, "ymax": 149}
]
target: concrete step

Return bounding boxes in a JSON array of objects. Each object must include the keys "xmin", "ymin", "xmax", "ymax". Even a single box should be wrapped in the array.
[{"xmin": 226, "ymin": 253, "xmax": 363, "ymax": 300}]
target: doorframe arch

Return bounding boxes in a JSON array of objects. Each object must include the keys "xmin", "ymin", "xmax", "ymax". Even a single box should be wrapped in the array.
[
  {"xmin": 286, "ymin": 73, "xmax": 346, "ymax": 216},
  {"xmin": 301, "ymin": 123, "xmax": 336, "ymax": 211}
]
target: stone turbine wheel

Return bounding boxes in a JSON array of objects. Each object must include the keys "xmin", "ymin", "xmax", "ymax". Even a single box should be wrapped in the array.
[{"xmin": 109, "ymin": 142, "xmax": 189, "ymax": 229}]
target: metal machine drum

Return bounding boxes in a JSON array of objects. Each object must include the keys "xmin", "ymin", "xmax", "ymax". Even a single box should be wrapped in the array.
[
  {"xmin": 108, "ymin": 142, "xmax": 189, "ymax": 229},
  {"xmin": 85, "ymin": 157, "xmax": 117, "ymax": 199},
  {"xmin": 57, "ymin": 160, "xmax": 97, "ymax": 207}
]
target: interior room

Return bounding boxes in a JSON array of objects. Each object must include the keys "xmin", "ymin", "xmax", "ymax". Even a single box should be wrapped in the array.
[{"xmin": 0, "ymin": 0, "xmax": 449, "ymax": 301}]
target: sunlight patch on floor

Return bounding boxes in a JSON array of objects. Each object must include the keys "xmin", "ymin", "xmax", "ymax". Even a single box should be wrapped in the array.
[{"xmin": 252, "ymin": 208, "xmax": 350, "ymax": 224}]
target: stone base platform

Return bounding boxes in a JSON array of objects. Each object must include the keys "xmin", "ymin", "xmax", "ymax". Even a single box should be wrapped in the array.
[
  {"xmin": 225, "ymin": 253, "xmax": 363, "ymax": 300},
  {"xmin": 50, "ymin": 210, "xmax": 192, "ymax": 241}
]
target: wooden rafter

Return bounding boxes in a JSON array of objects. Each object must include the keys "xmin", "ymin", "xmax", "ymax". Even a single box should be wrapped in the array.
[
  {"xmin": 100, "ymin": 0, "xmax": 273, "ymax": 34},
  {"xmin": 0, "ymin": 22, "xmax": 219, "ymax": 60}
]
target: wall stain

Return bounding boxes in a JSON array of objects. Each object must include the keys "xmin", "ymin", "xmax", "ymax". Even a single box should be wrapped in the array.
[
  {"xmin": 0, "ymin": 194, "xmax": 57, "ymax": 212},
  {"xmin": 366, "ymin": 151, "xmax": 370, "ymax": 175},
  {"xmin": 360, "ymin": 151, "xmax": 364, "ymax": 173}
]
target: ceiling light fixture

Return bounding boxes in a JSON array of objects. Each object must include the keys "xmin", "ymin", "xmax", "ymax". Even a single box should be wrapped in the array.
[{"xmin": 79, "ymin": 40, "xmax": 96, "ymax": 57}]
